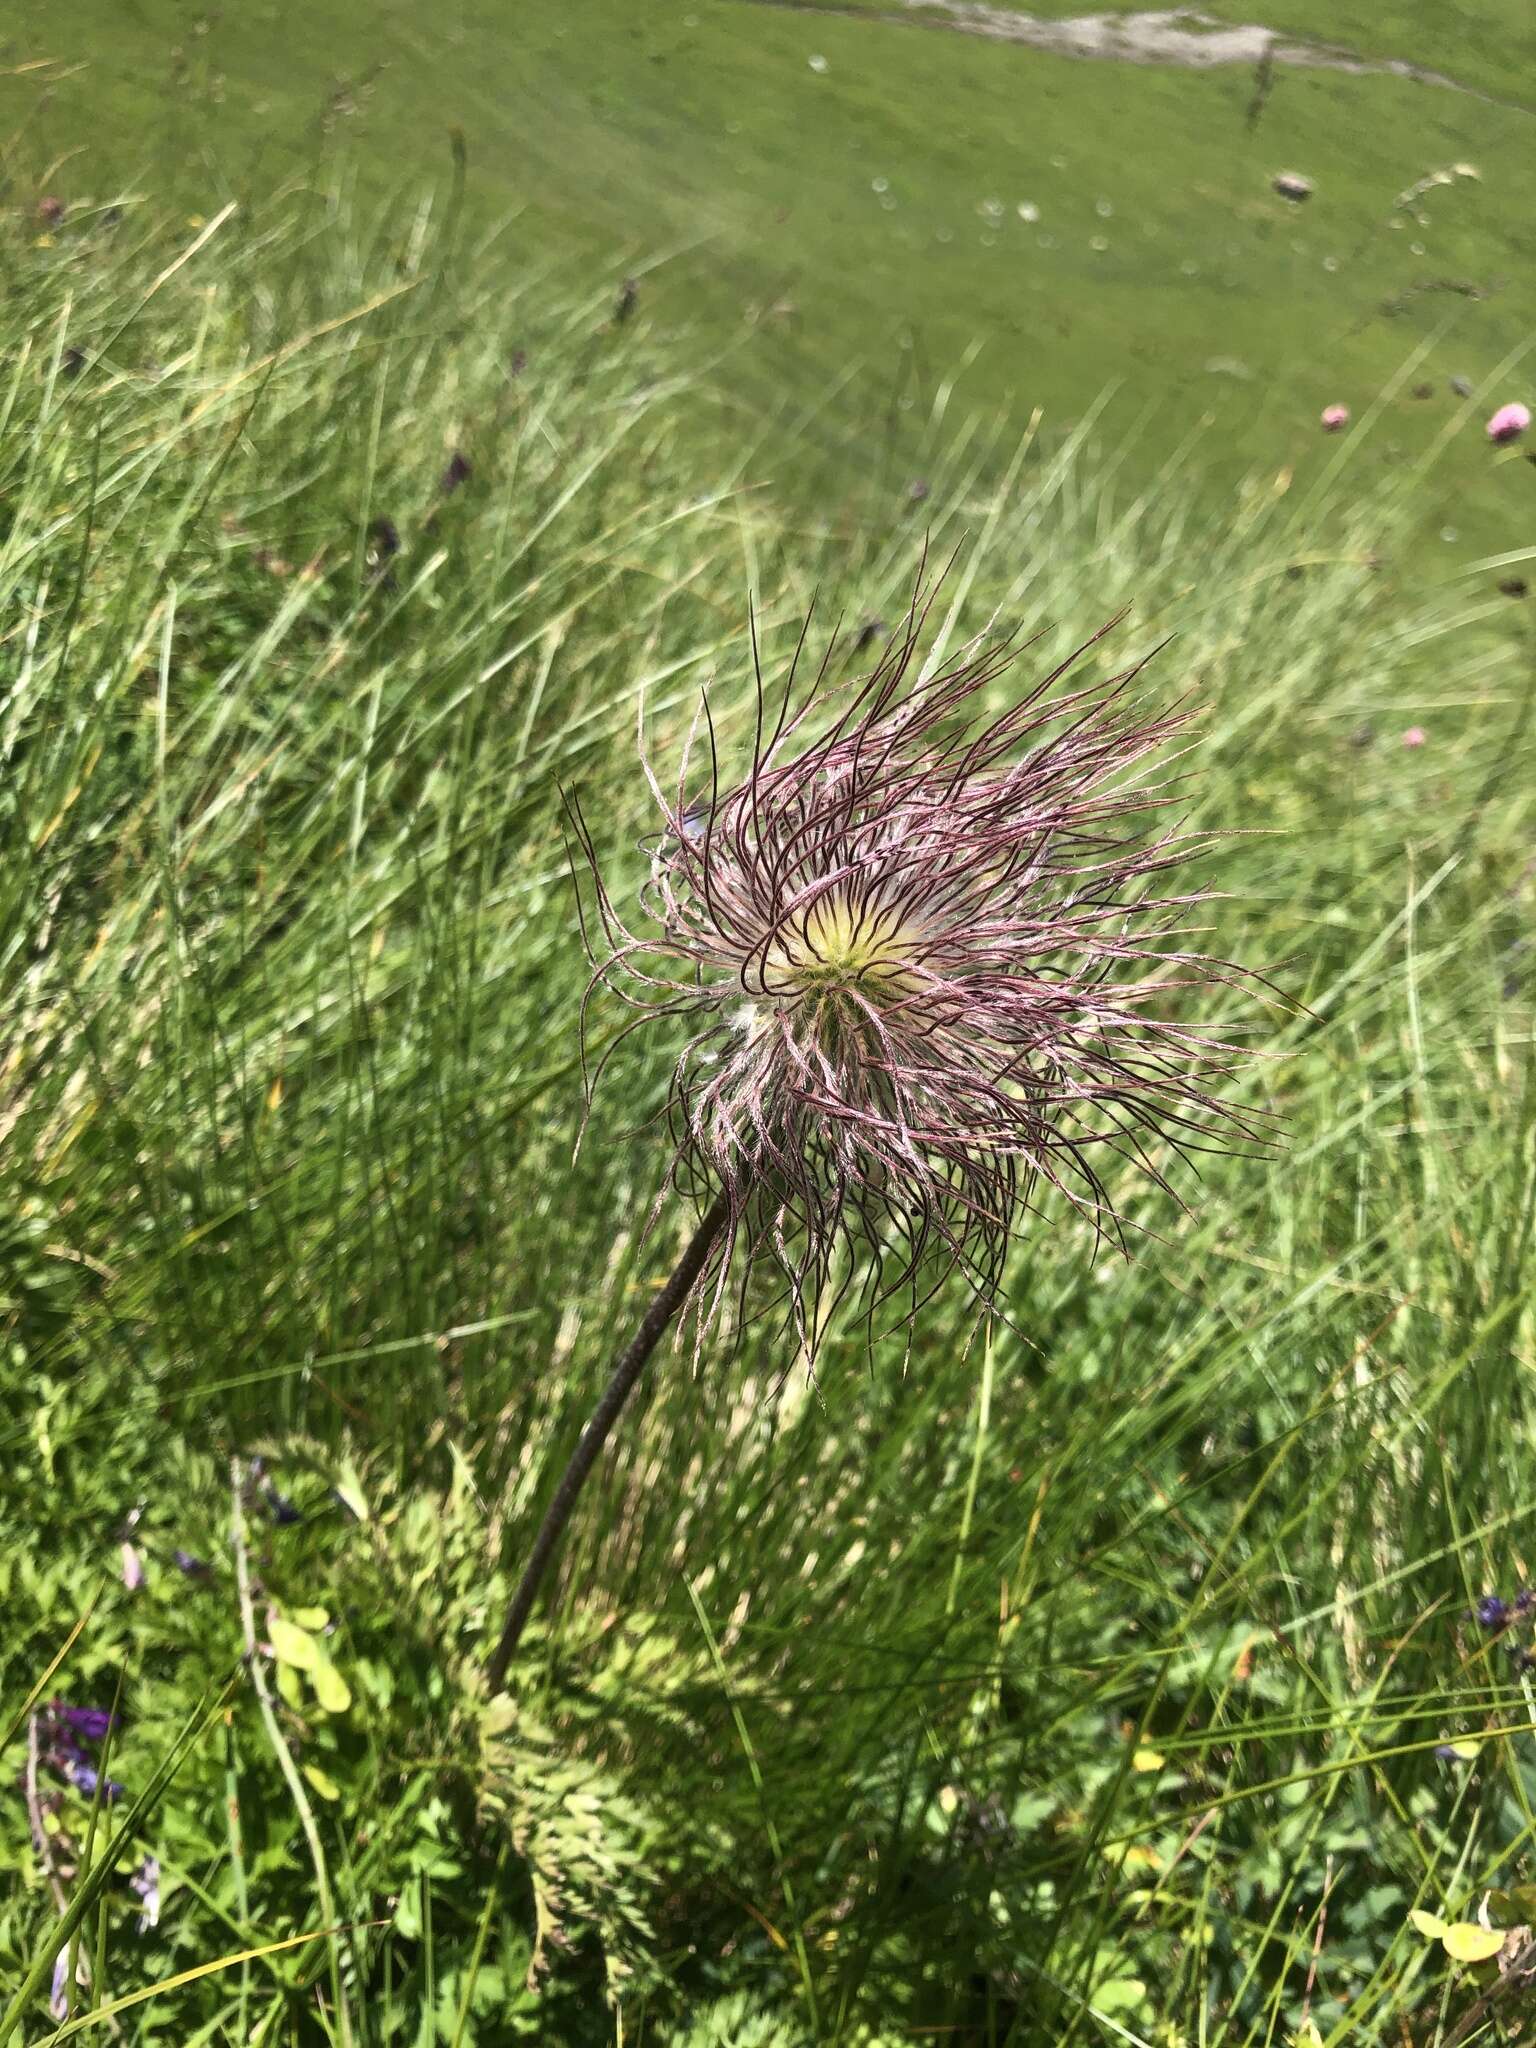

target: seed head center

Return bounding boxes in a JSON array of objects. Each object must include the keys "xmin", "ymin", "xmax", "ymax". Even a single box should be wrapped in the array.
[{"xmin": 766, "ymin": 889, "xmax": 921, "ymax": 1005}]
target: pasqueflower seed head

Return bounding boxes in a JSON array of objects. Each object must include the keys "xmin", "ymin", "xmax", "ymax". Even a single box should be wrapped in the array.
[{"xmin": 572, "ymin": 585, "xmax": 1259, "ymax": 1358}]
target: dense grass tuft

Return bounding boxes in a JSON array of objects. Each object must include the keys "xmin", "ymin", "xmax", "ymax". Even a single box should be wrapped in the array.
[{"xmin": 2, "ymin": 196, "xmax": 1535, "ymax": 2045}]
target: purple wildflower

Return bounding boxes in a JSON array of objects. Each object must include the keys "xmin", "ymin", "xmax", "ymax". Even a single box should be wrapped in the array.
[
  {"xmin": 120, "ymin": 1539, "xmax": 144, "ymax": 1590},
  {"xmin": 173, "ymin": 1547, "xmax": 212, "ymax": 1578},
  {"xmin": 51, "ymin": 1704, "xmax": 116, "ymax": 1744},
  {"xmin": 58, "ymin": 1754, "xmax": 123, "ymax": 1801},
  {"xmin": 439, "ymin": 449, "xmax": 472, "ymax": 495},
  {"xmin": 50, "ymin": 1947, "xmax": 70, "ymax": 2022},
  {"xmin": 1475, "ymin": 1594, "xmax": 1510, "ymax": 1630},
  {"xmin": 37, "ymin": 1700, "xmax": 125, "ymax": 1801},
  {"xmin": 572, "ymin": 589, "xmax": 1260, "ymax": 1356},
  {"xmin": 131, "ymin": 1855, "xmax": 161, "ymax": 1932}
]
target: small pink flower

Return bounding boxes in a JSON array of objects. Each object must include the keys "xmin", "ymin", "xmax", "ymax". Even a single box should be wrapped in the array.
[
  {"xmin": 1401, "ymin": 726, "xmax": 1427, "ymax": 748},
  {"xmin": 1486, "ymin": 402, "xmax": 1531, "ymax": 446},
  {"xmin": 1320, "ymin": 404, "xmax": 1350, "ymax": 432}
]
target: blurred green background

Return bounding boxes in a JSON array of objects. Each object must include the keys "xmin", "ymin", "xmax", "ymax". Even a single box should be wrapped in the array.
[{"xmin": 9, "ymin": 0, "xmax": 1536, "ymax": 551}]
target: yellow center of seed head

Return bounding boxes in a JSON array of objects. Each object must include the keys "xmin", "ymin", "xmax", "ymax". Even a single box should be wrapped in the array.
[{"xmin": 766, "ymin": 889, "xmax": 922, "ymax": 1006}]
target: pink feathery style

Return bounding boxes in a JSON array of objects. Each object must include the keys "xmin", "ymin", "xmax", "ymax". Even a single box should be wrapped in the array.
[
  {"xmin": 1320, "ymin": 404, "xmax": 1350, "ymax": 432},
  {"xmin": 571, "ymin": 590, "xmax": 1258, "ymax": 1356},
  {"xmin": 1486, "ymin": 402, "xmax": 1531, "ymax": 446}
]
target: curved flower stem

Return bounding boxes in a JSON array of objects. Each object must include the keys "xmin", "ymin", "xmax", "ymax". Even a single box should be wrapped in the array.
[{"xmin": 487, "ymin": 1195, "xmax": 731, "ymax": 1693}]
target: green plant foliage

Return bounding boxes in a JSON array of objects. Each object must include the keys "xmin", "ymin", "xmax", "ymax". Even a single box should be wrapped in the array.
[{"xmin": 0, "ymin": 186, "xmax": 1533, "ymax": 2047}]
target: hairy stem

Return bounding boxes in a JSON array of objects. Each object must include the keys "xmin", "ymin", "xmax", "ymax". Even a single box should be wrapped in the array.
[{"xmin": 487, "ymin": 1195, "xmax": 730, "ymax": 1692}]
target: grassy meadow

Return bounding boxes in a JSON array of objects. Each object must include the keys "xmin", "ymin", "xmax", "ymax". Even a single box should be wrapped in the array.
[
  {"xmin": 9, "ymin": 0, "xmax": 1536, "ymax": 554},
  {"xmin": 3, "ymin": 9, "xmax": 1536, "ymax": 2046}
]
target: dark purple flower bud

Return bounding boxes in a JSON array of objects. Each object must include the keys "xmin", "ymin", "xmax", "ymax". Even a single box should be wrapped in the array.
[
  {"xmin": 52, "ymin": 1704, "xmax": 116, "ymax": 1744},
  {"xmin": 1434, "ymin": 1744, "xmax": 1464, "ymax": 1761},
  {"xmin": 365, "ymin": 516, "xmax": 400, "ymax": 583},
  {"xmin": 1514, "ymin": 1588, "xmax": 1535, "ymax": 1616},
  {"xmin": 1475, "ymin": 1594, "xmax": 1510, "ymax": 1630},
  {"xmin": 249, "ymin": 1455, "xmax": 301, "ymax": 1524},
  {"xmin": 173, "ymin": 1547, "xmax": 212, "ymax": 1578},
  {"xmin": 439, "ymin": 450, "xmax": 472, "ymax": 495}
]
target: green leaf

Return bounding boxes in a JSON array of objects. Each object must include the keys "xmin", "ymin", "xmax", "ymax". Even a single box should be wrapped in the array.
[
  {"xmin": 311, "ymin": 1657, "xmax": 353, "ymax": 1715},
  {"xmin": 1442, "ymin": 1923, "xmax": 1504, "ymax": 1963},
  {"xmin": 1131, "ymin": 1748, "xmax": 1165, "ymax": 1773},
  {"xmin": 1092, "ymin": 1978, "xmax": 1148, "ymax": 2016},
  {"xmin": 289, "ymin": 1605, "xmax": 331, "ymax": 1631},
  {"xmin": 1410, "ymin": 1910, "xmax": 1449, "ymax": 1941},
  {"xmin": 267, "ymin": 1616, "xmax": 319, "ymax": 1670},
  {"xmin": 302, "ymin": 1763, "xmax": 342, "ymax": 1802},
  {"xmin": 333, "ymin": 1461, "xmax": 370, "ymax": 1523}
]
